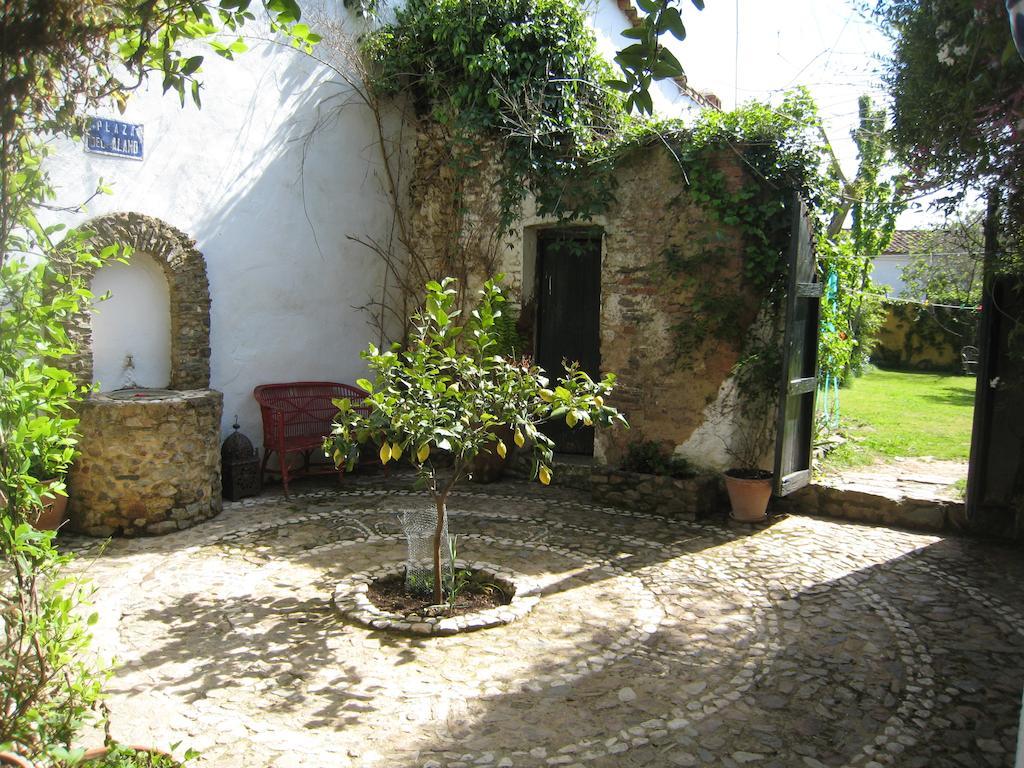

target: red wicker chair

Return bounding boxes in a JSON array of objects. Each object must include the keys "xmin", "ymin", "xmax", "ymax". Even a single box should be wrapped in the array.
[{"xmin": 253, "ymin": 381, "xmax": 370, "ymax": 496}]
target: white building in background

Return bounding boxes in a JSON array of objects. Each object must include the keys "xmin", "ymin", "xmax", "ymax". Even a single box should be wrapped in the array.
[
  {"xmin": 869, "ymin": 229, "xmax": 976, "ymax": 300},
  {"xmin": 869, "ymin": 230, "xmax": 932, "ymax": 297},
  {"xmin": 43, "ymin": 0, "xmax": 715, "ymax": 447}
]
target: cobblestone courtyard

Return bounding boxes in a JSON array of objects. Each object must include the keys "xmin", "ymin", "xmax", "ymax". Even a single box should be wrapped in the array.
[{"xmin": 67, "ymin": 475, "xmax": 1023, "ymax": 768}]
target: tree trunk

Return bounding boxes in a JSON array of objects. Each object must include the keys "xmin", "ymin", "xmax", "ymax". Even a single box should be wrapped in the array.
[{"xmin": 431, "ymin": 495, "xmax": 446, "ymax": 605}]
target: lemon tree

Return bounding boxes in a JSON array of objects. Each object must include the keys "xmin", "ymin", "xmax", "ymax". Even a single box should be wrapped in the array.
[{"xmin": 327, "ymin": 276, "xmax": 626, "ymax": 604}]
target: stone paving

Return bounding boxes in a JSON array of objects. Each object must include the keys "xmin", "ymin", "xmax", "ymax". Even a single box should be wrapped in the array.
[
  {"xmin": 817, "ymin": 458, "xmax": 968, "ymax": 504},
  {"xmin": 64, "ymin": 474, "xmax": 1024, "ymax": 768}
]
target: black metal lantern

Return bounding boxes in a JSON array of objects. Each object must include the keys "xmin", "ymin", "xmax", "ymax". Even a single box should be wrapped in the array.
[{"xmin": 221, "ymin": 418, "xmax": 260, "ymax": 501}]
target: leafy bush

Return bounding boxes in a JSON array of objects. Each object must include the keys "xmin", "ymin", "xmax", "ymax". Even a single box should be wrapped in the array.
[
  {"xmin": 621, "ymin": 440, "xmax": 694, "ymax": 478},
  {"xmin": 0, "ymin": 521, "xmax": 107, "ymax": 760},
  {"xmin": 362, "ymin": 0, "xmax": 622, "ymax": 228},
  {"xmin": 0, "ymin": 226, "xmax": 112, "ymax": 762},
  {"xmin": 88, "ymin": 745, "xmax": 195, "ymax": 767}
]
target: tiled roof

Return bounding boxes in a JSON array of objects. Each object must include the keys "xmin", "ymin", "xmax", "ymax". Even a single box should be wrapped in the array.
[
  {"xmin": 884, "ymin": 230, "xmax": 932, "ymax": 255},
  {"xmin": 615, "ymin": 0, "xmax": 721, "ymax": 111},
  {"xmin": 882, "ymin": 229, "xmax": 966, "ymax": 256}
]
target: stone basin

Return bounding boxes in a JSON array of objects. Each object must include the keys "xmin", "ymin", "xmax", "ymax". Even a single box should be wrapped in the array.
[{"xmin": 105, "ymin": 387, "xmax": 179, "ymax": 401}]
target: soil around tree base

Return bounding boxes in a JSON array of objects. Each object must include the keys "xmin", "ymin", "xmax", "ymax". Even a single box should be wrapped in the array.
[{"xmin": 367, "ymin": 572, "xmax": 510, "ymax": 617}]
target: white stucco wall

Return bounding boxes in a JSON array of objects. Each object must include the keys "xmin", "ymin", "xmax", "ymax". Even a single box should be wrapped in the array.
[
  {"xmin": 43, "ymin": 9, "xmax": 405, "ymax": 445},
  {"xmin": 41, "ymin": 1, "xmax": 705, "ymax": 450},
  {"xmin": 870, "ymin": 254, "xmax": 910, "ymax": 297},
  {"xmin": 90, "ymin": 252, "xmax": 172, "ymax": 390},
  {"xmin": 589, "ymin": 0, "xmax": 705, "ymax": 118}
]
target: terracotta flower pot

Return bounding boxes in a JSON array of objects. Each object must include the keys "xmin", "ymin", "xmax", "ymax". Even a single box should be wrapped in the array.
[
  {"xmin": 470, "ymin": 426, "xmax": 514, "ymax": 484},
  {"xmin": 723, "ymin": 469, "xmax": 773, "ymax": 522},
  {"xmin": 0, "ymin": 751, "xmax": 34, "ymax": 768},
  {"xmin": 32, "ymin": 479, "xmax": 68, "ymax": 531}
]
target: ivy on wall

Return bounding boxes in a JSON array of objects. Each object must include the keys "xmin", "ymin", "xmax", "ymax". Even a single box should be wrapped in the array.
[
  {"xmin": 360, "ymin": 0, "xmax": 867, "ymax": 416},
  {"xmin": 356, "ymin": 0, "xmax": 901, "ymax": 467},
  {"xmin": 590, "ymin": 92, "xmax": 839, "ymax": 393},
  {"xmin": 362, "ymin": 0, "xmax": 623, "ymax": 231},
  {"xmin": 874, "ymin": 303, "xmax": 979, "ymax": 372}
]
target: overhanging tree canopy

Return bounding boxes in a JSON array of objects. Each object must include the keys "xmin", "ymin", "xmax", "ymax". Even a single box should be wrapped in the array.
[{"xmin": 874, "ymin": 0, "xmax": 1024, "ymax": 211}]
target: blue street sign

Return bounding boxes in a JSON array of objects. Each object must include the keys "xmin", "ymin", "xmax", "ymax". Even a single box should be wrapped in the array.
[{"xmin": 85, "ymin": 118, "xmax": 144, "ymax": 160}]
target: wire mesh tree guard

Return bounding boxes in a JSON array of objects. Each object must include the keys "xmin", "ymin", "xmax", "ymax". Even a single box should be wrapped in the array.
[{"xmin": 399, "ymin": 507, "xmax": 453, "ymax": 598}]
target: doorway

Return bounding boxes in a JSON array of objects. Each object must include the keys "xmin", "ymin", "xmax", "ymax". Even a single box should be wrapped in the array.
[{"xmin": 535, "ymin": 229, "xmax": 602, "ymax": 456}]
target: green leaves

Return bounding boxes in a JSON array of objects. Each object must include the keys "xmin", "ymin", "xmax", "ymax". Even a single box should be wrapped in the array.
[
  {"xmin": 363, "ymin": 0, "xmax": 623, "ymax": 230},
  {"xmin": 0, "ymin": 245, "xmax": 113, "ymax": 757},
  {"xmin": 326, "ymin": 277, "xmax": 627, "ymax": 495},
  {"xmin": 608, "ymin": 0, "xmax": 701, "ymax": 115}
]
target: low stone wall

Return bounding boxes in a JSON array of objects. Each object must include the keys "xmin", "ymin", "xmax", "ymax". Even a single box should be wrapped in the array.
[
  {"xmin": 873, "ymin": 303, "xmax": 973, "ymax": 372},
  {"xmin": 69, "ymin": 390, "xmax": 223, "ymax": 536},
  {"xmin": 506, "ymin": 455, "xmax": 721, "ymax": 520},
  {"xmin": 508, "ymin": 451, "xmax": 968, "ymax": 534},
  {"xmin": 774, "ymin": 483, "xmax": 967, "ymax": 533},
  {"xmin": 591, "ymin": 469, "xmax": 721, "ymax": 521}
]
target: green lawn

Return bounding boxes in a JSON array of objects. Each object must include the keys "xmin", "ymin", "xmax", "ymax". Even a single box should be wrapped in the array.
[{"xmin": 819, "ymin": 367, "xmax": 976, "ymax": 469}]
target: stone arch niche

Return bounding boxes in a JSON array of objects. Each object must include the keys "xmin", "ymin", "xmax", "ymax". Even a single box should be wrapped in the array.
[
  {"xmin": 63, "ymin": 212, "xmax": 211, "ymax": 389},
  {"xmin": 66, "ymin": 212, "xmax": 223, "ymax": 537}
]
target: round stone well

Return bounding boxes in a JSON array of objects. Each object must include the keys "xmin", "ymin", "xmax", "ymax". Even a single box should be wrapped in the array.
[
  {"xmin": 63, "ymin": 213, "xmax": 223, "ymax": 536},
  {"xmin": 70, "ymin": 389, "xmax": 222, "ymax": 536}
]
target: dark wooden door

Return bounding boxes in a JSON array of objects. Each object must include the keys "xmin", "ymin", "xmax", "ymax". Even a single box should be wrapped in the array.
[
  {"xmin": 536, "ymin": 230, "xmax": 602, "ymax": 455},
  {"xmin": 773, "ymin": 196, "xmax": 821, "ymax": 495},
  {"xmin": 965, "ymin": 199, "xmax": 1024, "ymax": 535}
]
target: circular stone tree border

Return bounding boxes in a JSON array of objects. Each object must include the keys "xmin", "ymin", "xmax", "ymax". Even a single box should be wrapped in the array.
[{"xmin": 333, "ymin": 560, "xmax": 540, "ymax": 636}]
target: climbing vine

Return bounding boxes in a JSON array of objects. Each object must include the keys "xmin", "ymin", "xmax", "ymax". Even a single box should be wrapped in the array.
[
  {"xmin": 593, "ymin": 91, "xmax": 839, "ymax": 403},
  {"xmin": 356, "ymin": 0, "xmax": 884, "ymax": 432},
  {"xmin": 357, "ymin": 3, "xmax": 852, "ymax": 363},
  {"xmin": 362, "ymin": 0, "xmax": 623, "ymax": 232}
]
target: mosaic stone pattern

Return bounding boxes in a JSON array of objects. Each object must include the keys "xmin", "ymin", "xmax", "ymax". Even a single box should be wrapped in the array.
[{"xmin": 65, "ymin": 474, "xmax": 1024, "ymax": 768}]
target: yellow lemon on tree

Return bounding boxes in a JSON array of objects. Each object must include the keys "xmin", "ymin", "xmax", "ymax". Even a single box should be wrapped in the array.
[
  {"xmin": 566, "ymin": 411, "xmax": 578, "ymax": 428},
  {"xmin": 538, "ymin": 465, "xmax": 552, "ymax": 485},
  {"xmin": 594, "ymin": 395, "xmax": 604, "ymax": 407},
  {"xmin": 391, "ymin": 442, "xmax": 403, "ymax": 461},
  {"xmin": 496, "ymin": 440, "xmax": 507, "ymax": 459},
  {"xmin": 514, "ymin": 429, "xmax": 525, "ymax": 448},
  {"xmin": 417, "ymin": 443, "xmax": 431, "ymax": 463},
  {"xmin": 379, "ymin": 442, "xmax": 391, "ymax": 465}
]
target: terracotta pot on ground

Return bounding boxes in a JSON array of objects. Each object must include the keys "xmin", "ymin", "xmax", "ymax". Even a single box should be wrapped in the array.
[
  {"xmin": 723, "ymin": 469, "xmax": 773, "ymax": 522},
  {"xmin": 32, "ymin": 479, "xmax": 68, "ymax": 531},
  {"xmin": 0, "ymin": 751, "xmax": 34, "ymax": 768},
  {"xmin": 470, "ymin": 426, "xmax": 514, "ymax": 484}
]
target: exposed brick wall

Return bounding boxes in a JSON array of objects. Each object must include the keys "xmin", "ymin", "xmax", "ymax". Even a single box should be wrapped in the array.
[
  {"xmin": 593, "ymin": 146, "xmax": 762, "ymax": 466},
  {"xmin": 408, "ymin": 128, "xmax": 768, "ymax": 470}
]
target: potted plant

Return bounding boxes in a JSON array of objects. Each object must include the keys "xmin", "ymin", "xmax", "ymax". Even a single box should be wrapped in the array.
[
  {"xmin": 24, "ymin": 450, "xmax": 73, "ymax": 528},
  {"xmin": 720, "ymin": 345, "xmax": 780, "ymax": 523},
  {"xmin": 27, "ymin": 458, "xmax": 70, "ymax": 532},
  {"xmin": 327, "ymin": 276, "xmax": 627, "ymax": 605}
]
